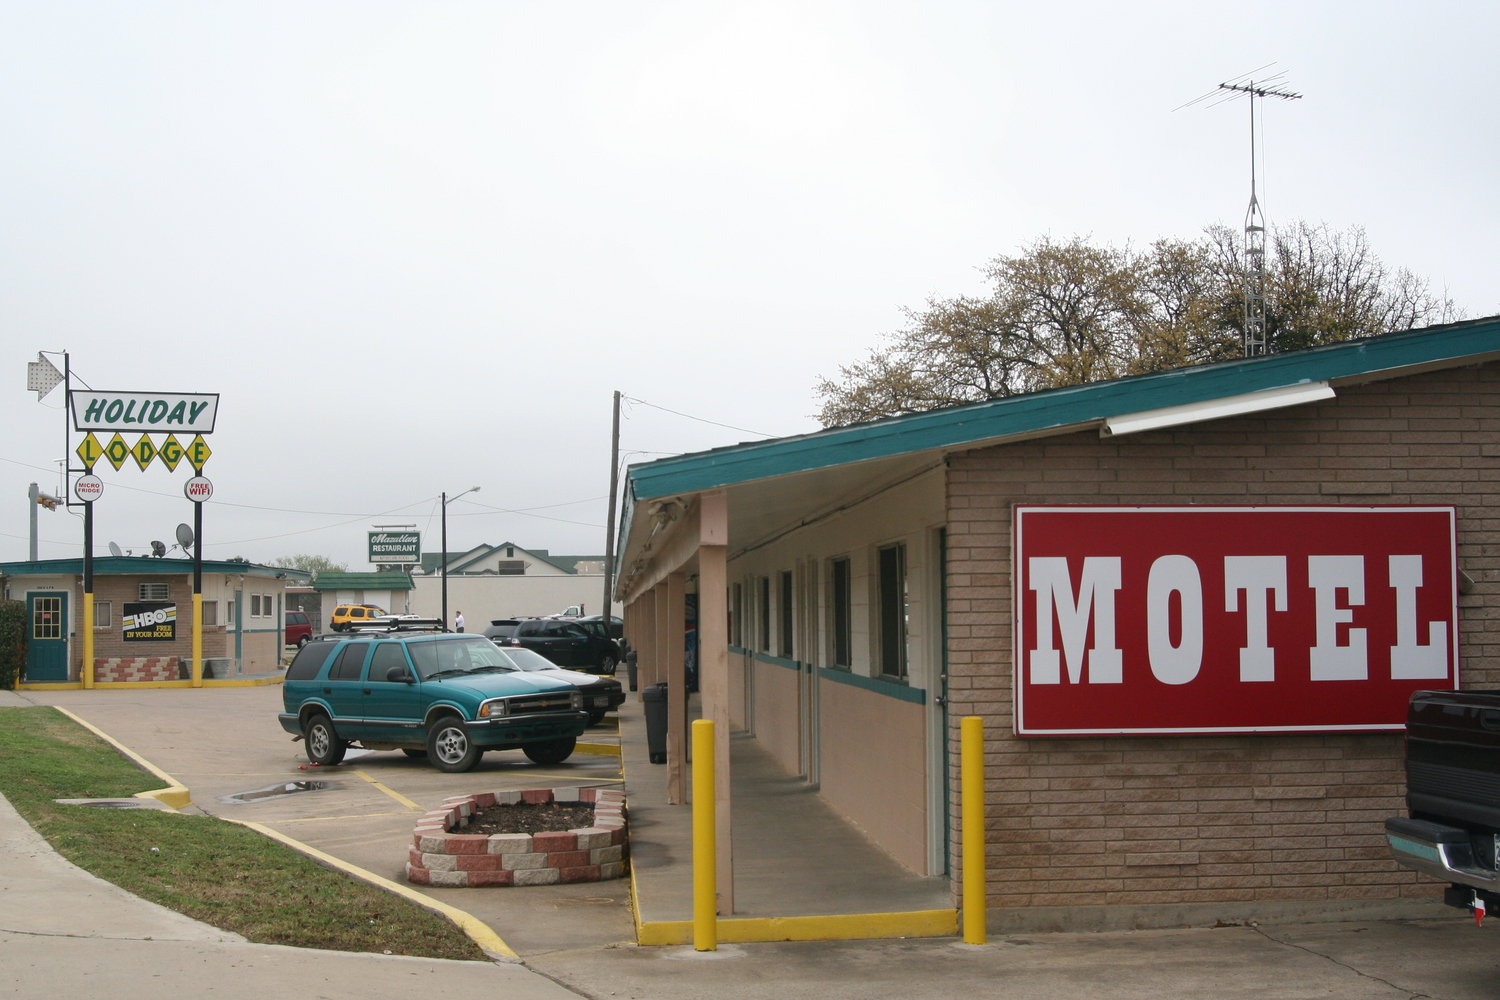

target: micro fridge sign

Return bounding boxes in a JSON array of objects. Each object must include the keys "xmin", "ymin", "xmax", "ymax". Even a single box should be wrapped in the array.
[{"xmin": 1013, "ymin": 507, "xmax": 1458, "ymax": 736}]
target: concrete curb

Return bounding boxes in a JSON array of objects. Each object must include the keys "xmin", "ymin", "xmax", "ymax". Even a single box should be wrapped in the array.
[{"xmin": 47, "ymin": 705, "xmax": 521, "ymax": 962}]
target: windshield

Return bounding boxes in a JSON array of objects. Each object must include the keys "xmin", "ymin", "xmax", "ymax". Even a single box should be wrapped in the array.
[
  {"xmin": 493, "ymin": 646, "xmax": 562, "ymax": 672},
  {"xmin": 407, "ymin": 637, "xmax": 519, "ymax": 680}
]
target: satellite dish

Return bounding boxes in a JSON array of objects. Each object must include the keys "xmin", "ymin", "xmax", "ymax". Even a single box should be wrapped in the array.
[
  {"xmin": 176, "ymin": 523, "xmax": 195, "ymax": 549},
  {"xmin": 108, "ymin": 542, "xmax": 123, "ymax": 558},
  {"xmin": 150, "ymin": 541, "xmax": 166, "ymax": 558}
]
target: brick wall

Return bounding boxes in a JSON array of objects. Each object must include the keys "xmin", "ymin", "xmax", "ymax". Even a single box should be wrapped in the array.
[
  {"xmin": 72, "ymin": 574, "xmax": 228, "ymax": 669},
  {"xmin": 944, "ymin": 361, "xmax": 1500, "ymax": 911}
]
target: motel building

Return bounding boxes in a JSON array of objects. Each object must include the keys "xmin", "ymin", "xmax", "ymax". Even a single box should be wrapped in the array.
[
  {"xmin": 1, "ymin": 556, "xmax": 310, "ymax": 684},
  {"xmin": 616, "ymin": 316, "xmax": 1499, "ymax": 931}
]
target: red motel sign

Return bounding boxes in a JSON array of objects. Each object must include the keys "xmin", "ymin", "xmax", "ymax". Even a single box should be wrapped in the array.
[{"xmin": 1013, "ymin": 506, "xmax": 1458, "ymax": 736}]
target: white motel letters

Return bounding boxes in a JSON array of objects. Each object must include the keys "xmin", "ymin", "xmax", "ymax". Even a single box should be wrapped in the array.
[{"xmin": 1029, "ymin": 553, "xmax": 1449, "ymax": 685}]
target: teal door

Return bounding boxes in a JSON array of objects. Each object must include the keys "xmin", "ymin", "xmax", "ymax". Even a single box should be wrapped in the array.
[{"xmin": 25, "ymin": 593, "xmax": 69, "ymax": 681}]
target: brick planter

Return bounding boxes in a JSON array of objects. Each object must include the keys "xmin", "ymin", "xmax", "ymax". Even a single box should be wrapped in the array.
[
  {"xmin": 405, "ymin": 787, "xmax": 627, "ymax": 888},
  {"xmin": 93, "ymin": 657, "xmax": 179, "ymax": 682}
]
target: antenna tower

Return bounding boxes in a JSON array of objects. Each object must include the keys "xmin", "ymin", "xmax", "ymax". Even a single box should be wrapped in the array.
[{"xmin": 1180, "ymin": 66, "xmax": 1302, "ymax": 356}]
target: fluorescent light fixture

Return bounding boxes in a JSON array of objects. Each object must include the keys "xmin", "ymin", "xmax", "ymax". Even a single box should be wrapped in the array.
[{"xmin": 1100, "ymin": 381, "xmax": 1335, "ymax": 437}]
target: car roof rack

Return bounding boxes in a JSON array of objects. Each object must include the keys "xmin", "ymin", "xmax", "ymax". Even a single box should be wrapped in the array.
[{"xmin": 349, "ymin": 616, "xmax": 447, "ymax": 633}]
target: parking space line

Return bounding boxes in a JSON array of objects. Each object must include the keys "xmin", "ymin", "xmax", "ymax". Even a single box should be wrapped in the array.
[
  {"xmin": 519, "ymin": 773, "xmax": 625, "ymax": 783},
  {"xmin": 353, "ymin": 770, "xmax": 424, "ymax": 811},
  {"xmin": 266, "ymin": 811, "xmax": 412, "ymax": 824}
]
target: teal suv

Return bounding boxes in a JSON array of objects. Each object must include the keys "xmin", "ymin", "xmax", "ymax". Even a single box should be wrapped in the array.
[{"xmin": 279, "ymin": 632, "xmax": 589, "ymax": 773}]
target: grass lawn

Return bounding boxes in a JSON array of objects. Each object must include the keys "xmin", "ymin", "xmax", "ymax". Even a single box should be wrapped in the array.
[{"xmin": 0, "ymin": 706, "xmax": 481, "ymax": 961}]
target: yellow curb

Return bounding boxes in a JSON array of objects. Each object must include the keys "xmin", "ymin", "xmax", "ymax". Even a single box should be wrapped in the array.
[
  {"xmin": 19, "ymin": 676, "xmax": 283, "ymax": 690},
  {"xmin": 226, "ymin": 818, "xmax": 519, "ymax": 961},
  {"xmin": 616, "ymin": 711, "xmax": 959, "ymax": 947},
  {"xmin": 47, "ymin": 707, "xmax": 516, "ymax": 962},
  {"xmin": 635, "ymin": 909, "xmax": 959, "ymax": 946},
  {"xmin": 574, "ymin": 742, "xmax": 621, "ymax": 757},
  {"xmin": 52, "ymin": 706, "xmax": 192, "ymax": 809},
  {"xmin": 354, "ymin": 770, "xmax": 423, "ymax": 811}
]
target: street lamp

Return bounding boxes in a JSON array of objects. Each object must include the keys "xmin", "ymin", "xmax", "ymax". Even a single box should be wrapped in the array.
[{"xmin": 441, "ymin": 487, "xmax": 481, "ymax": 631}]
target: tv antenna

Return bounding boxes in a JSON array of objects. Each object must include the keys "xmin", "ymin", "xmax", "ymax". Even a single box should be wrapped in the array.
[{"xmin": 1179, "ymin": 64, "xmax": 1302, "ymax": 356}]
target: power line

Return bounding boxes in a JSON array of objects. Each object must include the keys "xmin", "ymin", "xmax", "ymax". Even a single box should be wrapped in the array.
[{"xmin": 622, "ymin": 395, "xmax": 778, "ymax": 439}]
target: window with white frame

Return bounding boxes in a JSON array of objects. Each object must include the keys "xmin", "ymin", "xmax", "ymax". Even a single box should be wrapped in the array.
[
  {"xmin": 831, "ymin": 557, "xmax": 852, "ymax": 669},
  {"xmin": 94, "ymin": 601, "xmax": 111, "ymax": 628},
  {"xmin": 201, "ymin": 601, "xmax": 217, "ymax": 626}
]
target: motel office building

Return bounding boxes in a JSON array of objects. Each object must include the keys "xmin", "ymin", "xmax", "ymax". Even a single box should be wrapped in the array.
[
  {"xmin": 1, "ymin": 557, "xmax": 308, "ymax": 682},
  {"xmin": 616, "ymin": 317, "xmax": 1500, "ymax": 929}
]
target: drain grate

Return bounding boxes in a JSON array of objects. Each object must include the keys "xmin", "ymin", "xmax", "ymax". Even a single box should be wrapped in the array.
[{"xmin": 220, "ymin": 780, "xmax": 336, "ymax": 804}]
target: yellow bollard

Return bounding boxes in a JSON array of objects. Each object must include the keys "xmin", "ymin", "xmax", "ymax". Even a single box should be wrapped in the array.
[
  {"xmin": 692, "ymin": 717, "xmax": 717, "ymax": 951},
  {"xmin": 961, "ymin": 715, "xmax": 987, "ymax": 944},
  {"xmin": 82, "ymin": 594, "xmax": 95, "ymax": 689},
  {"xmin": 191, "ymin": 593, "xmax": 203, "ymax": 688}
]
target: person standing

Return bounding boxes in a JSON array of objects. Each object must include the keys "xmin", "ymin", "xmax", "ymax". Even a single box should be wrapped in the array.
[{"xmin": 454, "ymin": 610, "xmax": 465, "ymax": 633}]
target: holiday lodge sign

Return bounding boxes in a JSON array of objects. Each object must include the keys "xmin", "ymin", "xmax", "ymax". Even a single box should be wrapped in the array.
[
  {"xmin": 71, "ymin": 392, "xmax": 219, "ymax": 434},
  {"xmin": 1013, "ymin": 506, "xmax": 1458, "ymax": 737}
]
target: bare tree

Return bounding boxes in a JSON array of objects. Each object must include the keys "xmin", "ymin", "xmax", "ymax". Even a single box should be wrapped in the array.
[{"xmin": 815, "ymin": 221, "xmax": 1463, "ymax": 427}]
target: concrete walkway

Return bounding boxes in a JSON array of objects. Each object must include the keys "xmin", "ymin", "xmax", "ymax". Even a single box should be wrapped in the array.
[
  {"xmin": 0, "ymin": 788, "xmax": 578, "ymax": 1000},
  {"xmin": 624, "ymin": 695, "xmax": 950, "ymax": 923}
]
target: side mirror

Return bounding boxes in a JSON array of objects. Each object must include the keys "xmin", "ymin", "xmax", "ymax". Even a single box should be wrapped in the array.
[{"xmin": 387, "ymin": 666, "xmax": 414, "ymax": 684}]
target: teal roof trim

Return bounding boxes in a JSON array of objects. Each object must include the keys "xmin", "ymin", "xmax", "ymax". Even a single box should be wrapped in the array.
[
  {"xmin": 626, "ymin": 318, "xmax": 1500, "ymax": 501},
  {"xmin": 312, "ymin": 572, "xmax": 414, "ymax": 592},
  {"xmin": 0, "ymin": 557, "xmax": 310, "ymax": 579}
]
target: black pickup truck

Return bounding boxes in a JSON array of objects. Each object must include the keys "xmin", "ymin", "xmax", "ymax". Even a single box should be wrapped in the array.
[{"xmin": 1386, "ymin": 689, "xmax": 1500, "ymax": 915}]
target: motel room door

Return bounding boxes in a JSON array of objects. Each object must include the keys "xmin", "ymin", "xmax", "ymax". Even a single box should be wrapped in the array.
[{"xmin": 25, "ymin": 592, "xmax": 69, "ymax": 681}]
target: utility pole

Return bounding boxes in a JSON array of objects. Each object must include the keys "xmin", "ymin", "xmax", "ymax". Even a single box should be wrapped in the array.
[{"xmin": 602, "ymin": 390, "xmax": 621, "ymax": 622}]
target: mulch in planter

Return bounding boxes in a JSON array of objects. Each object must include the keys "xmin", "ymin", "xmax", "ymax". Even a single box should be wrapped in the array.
[{"xmin": 466, "ymin": 801, "xmax": 595, "ymax": 836}]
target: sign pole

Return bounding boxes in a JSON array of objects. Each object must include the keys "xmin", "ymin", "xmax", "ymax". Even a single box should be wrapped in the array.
[
  {"xmin": 82, "ymin": 500, "xmax": 94, "ymax": 689},
  {"xmin": 192, "ymin": 496, "xmax": 203, "ymax": 687}
]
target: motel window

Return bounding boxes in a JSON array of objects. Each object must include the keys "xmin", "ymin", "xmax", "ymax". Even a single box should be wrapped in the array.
[
  {"xmin": 226, "ymin": 600, "xmax": 235, "ymax": 625},
  {"xmin": 804, "ymin": 564, "xmax": 819, "ymax": 668},
  {"xmin": 139, "ymin": 582, "xmax": 169, "ymax": 601},
  {"xmin": 779, "ymin": 571, "xmax": 794, "ymax": 658},
  {"xmin": 732, "ymin": 583, "xmax": 742, "ymax": 647},
  {"xmin": 250, "ymin": 595, "xmax": 262, "ymax": 617},
  {"xmin": 831, "ymin": 558, "xmax": 851, "ymax": 668},
  {"xmin": 201, "ymin": 601, "xmax": 217, "ymax": 626},
  {"xmin": 264, "ymin": 594, "xmax": 274, "ymax": 617},
  {"xmin": 94, "ymin": 601, "xmax": 111, "ymax": 628},
  {"xmin": 878, "ymin": 543, "xmax": 908, "ymax": 679},
  {"xmin": 759, "ymin": 576, "xmax": 771, "ymax": 652}
]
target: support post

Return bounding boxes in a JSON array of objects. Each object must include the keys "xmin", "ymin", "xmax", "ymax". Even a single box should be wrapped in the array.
[
  {"xmin": 666, "ymin": 571, "xmax": 687, "ymax": 805},
  {"xmin": 82, "ymin": 500, "xmax": 94, "ymax": 688},
  {"xmin": 635, "ymin": 587, "xmax": 657, "ymax": 700},
  {"xmin": 698, "ymin": 491, "xmax": 733, "ymax": 913},
  {"xmin": 692, "ymin": 717, "xmax": 717, "ymax": 951},
  {"xmin": 191, "ymin": 497, "xmax": 203, "ymax": 687},
  {"xmin": 961, "ymin": 715, "xmax": 986, "ymax": 944}
]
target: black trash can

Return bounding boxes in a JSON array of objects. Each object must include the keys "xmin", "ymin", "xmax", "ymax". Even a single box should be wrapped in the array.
[
  {"xmin": 626, "ymin": 650, "xmax": 638, "ymax": 692},
  {"xmin": 643, "ymin": 682, "xmax": 668, "ymax": 764}
]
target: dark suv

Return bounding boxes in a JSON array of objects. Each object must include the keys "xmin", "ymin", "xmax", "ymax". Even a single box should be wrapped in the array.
[{"xmin": 498, "ymin": 618, "xmax": 620, "ymax": 675}]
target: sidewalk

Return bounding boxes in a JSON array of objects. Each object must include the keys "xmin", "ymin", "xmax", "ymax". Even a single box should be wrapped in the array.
[
  {"xmin": 622, "ymin": 694, "xmax": 950, "ymax": 924},
  {"xmin": 0, "ymin": 787, "xmax": 578, "ymax": 999}
]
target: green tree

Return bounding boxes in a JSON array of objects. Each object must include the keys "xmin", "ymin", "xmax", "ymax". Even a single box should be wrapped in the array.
[
  {"xmin": 815, "ymin": 222, "xmax": 1460, "ymax": 427},
  {"xmin": 0, "ymin": 600, "xmax": 26, "ymax": 689},
  {"xmin": 269, "ymin": 554, "xmax": 347, "ymax": 580}
]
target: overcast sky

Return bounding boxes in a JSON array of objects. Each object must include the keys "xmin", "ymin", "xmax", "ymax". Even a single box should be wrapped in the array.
[{"xmin": 3, "ymin": 2, "xmax": 1496, "ymax": 570}]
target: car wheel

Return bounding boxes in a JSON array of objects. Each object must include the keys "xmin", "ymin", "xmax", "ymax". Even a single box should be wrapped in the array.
[
  {"xmin": 587, "ymin": 710, "xmax": 606, "ymax": 727},
  {"xmin": 598, "ymin": 654, "xmax": 617, "ymax": 676},
  {"xmin": 297, "ymin": 635, "xmax": 310, "ymax": 648},
  {"xmin": 303, "ymin": 713, "xmax": 346, "ymax": 766},
  {"xmin": 427, "ymin": 717, "xmax": 482, "ymax": 773},
  {"xmin": 523, "ymin": 737, "xmax": 576, "ymax": 765},
  {"xmin": 401, "ymin": 748, "xmax": 428, "ymax": 759}
]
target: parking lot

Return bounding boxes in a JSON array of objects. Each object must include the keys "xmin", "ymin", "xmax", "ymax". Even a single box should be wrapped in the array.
[
  {"xmin": 9, "ymin": 683, "xmax": 1500, "ymax": 1000},
  {"xmin": 19, "ymin": 683, "xmax": 635, "ymax": 956}
]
